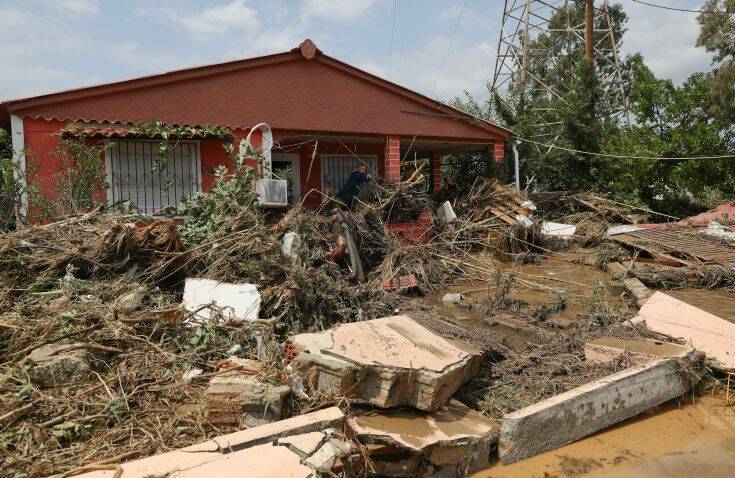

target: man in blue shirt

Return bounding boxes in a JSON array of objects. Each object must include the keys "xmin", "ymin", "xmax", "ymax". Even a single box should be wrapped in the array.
[{"xmin": 334, "ymin": 163, "xmax": 371, "ymax": 209}]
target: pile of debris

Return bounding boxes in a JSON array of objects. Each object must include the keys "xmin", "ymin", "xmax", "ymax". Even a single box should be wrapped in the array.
[{"xmin": 1, "ymin": 164, "xmax": 732, "ymax": 477}]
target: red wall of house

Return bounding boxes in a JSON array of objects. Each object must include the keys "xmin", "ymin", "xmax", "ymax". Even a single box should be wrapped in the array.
[{"xmin": 276, "ymin": 140, "xmax": 386, "ymax": 208}]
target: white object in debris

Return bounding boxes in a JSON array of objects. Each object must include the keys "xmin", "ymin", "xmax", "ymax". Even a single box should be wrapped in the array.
[
  {"xmin": 183, "ymin": 368, "xmax": 203, "ymax": 382},
  {"xmin": 436, "ymin": 201, "xmax": 457, "ymax": 223},
  {"xmin": 540, "ymin": 221, "xmax": 577, "ymax": 239},
  {"xmin": 282, "ymin": 232, "xmax": 301, "ymax": 260},
  {"xmin": 182, "ymin": 278, "xmax": 261, "ymax": 324},
  {"xmin": 705, "ymin": 221, "xmax": 735, "ymax": 240},
  {"xmin": 515, "ymin": 215, "xmax": 534, "ymax": 228},
  {"xmin": 256, "ymin": 179, "xmax": 288, "ymax": 208},
  {"xmin": 520, "ymin": 200, "xmax": 537, "ymax": 212},
  {"xmin": 442, "ymin": 292, "xmax": 463, "ymax": 303},
  {"xmin": 226, "ymin": 344, "xmax": 242, "ymax": 356},
  {"xmin": 606, "ymin": 224, "xmax": 642, "ymax": 236}
]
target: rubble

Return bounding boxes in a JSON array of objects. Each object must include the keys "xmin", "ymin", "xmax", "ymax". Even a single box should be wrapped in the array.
[
  {"xmin": 205, "ymin": 357, "xmax": 290, "ymax": 426},
  {"xmin": 442, "ymin": 292, "xmax": 464, "ymax": 303},
  {"xmin": 286, "ymin": 315, "xmax": 482, "ymax": 410},
  {"xmin": 623, "ymin": 277, "xmax": 652, "ymax": 307},
  {"xmin": 23, "ymin": 344, "xmax": 92, "ymax": 387},
  {"xmin": 437, "ymin": 200, "xmax": 457, "ymax": 223},
  {"xmin": 348, "ymin": 400, "xmax": 499, "ymax": 477},
  {"xmin": 182, "ymin": 278, "xmax": 261, "ymax": 324},
  {"xmin": 605, "ymin": 261, "xmax": 629, "ymax": 279},
  {"xmin": 282, "ymin": 231, "xmax": 301, "ymax": 259},
  {"xmin": 499, "ymin": 356, "xmax": 702, "ymax": 464},
  {"xmin": 633, "ymin": 291, "xmax": 735, "ymax": 370}
]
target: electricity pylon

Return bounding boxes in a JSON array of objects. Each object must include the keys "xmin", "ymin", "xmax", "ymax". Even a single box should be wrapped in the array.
[{"xmin": 492, "ymin": 0, "xmax": 630, "ymax": 148}]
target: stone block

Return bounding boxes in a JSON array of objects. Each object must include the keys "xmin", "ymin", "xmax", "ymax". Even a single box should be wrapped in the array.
[
  {"xmin": 287, "ymin": 315, "xmax": 482, "ymax": 410},
  {"xmin": 205, "ymin": 358, "xmax": 290, "ymax": 427},
  {"xmin": 606, "ymin": 261, "xmax": 629, "ymax": 280},
  {"xmin": 499, "ymin": 358, "xmax": 697, "ymax": 464},
  {"xmin": 623, "ymin": 277, "xmax": 652, "ymax": 307},
  {"xmin": 25, "ymin": 344, "xmax": 91, "ymax": 387}
]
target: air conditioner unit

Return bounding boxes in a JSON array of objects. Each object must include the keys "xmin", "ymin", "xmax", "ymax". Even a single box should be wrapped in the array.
[{"xmin": 256, "ymin": 179, "xmax": 288, "ymax": 208}]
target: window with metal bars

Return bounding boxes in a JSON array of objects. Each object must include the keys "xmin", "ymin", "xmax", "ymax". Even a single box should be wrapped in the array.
[
  {"xmin": 105, "ymin": 140, "xmax": 201, "ymax": 214},
  {"xmin": 320, "ymin": 154, "xmax": 378, "ymax": 202}
]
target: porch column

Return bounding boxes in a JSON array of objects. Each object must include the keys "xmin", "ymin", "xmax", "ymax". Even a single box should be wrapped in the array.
[
  {"xmin": 432, "ymin": 151, "xmax": 442, "ymax": 192},
  {"xmin": 384, "ymin": 134, "xmax": 401, "ymax": 184},
  {"xmin": 491, "ymin": 141, "xmax": 504, "ymax": 163}
]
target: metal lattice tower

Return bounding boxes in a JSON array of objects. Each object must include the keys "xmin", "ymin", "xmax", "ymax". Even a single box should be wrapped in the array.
[{"xmin": 492, "ymin": 0, "xmax": 630, "ymax": 147}]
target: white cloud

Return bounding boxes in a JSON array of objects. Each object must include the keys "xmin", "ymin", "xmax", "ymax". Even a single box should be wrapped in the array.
[
  {"xmin": 620, "ymin": 2, "xmax": 714, "ymax": 83},
  {"xmin": 164, "ymin": 0, "xmax": 260, "ymax": 36},
  {"xmin": 0, "ymin": 65, "xmax": 75, "ymax": 100},
  {"xmin": 0, "ymin": 8, "xmax": 34, "ymax": 30},
  {"xmin": 45, "ymin": 0, "xmax": 99, "ymax": 14},
  {"xmin": 301, "ymin": 0, "xmax": 383, "ymax": 22}
]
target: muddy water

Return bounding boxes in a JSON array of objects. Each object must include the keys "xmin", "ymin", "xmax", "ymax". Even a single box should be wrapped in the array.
[
  {"xmin": 441, "ymin": 251, "xmax": 629, "ymax": 326},
  {"xmin": 475, "ymin": 395, "xmax": 735, "ymax": 478}
]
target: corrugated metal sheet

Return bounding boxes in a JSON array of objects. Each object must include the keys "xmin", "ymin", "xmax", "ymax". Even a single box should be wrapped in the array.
[{"xmin": 626, "ymin": 228, "xmax": 735, "ymax": 265}]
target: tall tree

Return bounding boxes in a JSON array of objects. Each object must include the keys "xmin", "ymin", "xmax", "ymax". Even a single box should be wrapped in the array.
[{"xmin": 697, "ymin": 0, "xmax": 735, "ymax": 121}]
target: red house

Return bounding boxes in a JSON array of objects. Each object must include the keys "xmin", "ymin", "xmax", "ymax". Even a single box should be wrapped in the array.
[{"xmin": 0, "ymin": 39, "xmax": 510, "ymax": 215}]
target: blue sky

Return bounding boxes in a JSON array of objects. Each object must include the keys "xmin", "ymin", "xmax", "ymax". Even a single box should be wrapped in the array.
[{"xmin": 0, "ymin": 0, "xmax": 715, "ymax": 103}]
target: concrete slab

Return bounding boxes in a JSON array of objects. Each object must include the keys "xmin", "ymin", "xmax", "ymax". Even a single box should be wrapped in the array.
[
  {"xmin": 24, "ymin": 344, "xmax": 92, "ymax": 387},
  {"xmin": 182, "ymin": 278, "xmax": 260, "ymax": 324},
  {"xmin": 276, "ymin": 431, "xmax": 325, "ymax": 457},
  {"xmin": 175, "ymin": 442, "xmax": 311, "ymax": 478},
  {"xmin": 585, "ymin": 337, "xmax": 696, "ymax": 366},
  {"xmin": 75, "ymin": 407, "xmax": 344, "ymax": 478},
  {"xmin": 287, "ymin": 315, "xmax": 482, "ymax": 410},
  {"xmin": 633, "ymin": 291, "xmax": 735, "ymax": 370},
  {"xmin": 348, "ymin": 400, "xmax": 499, "ymax": 477},
  {"xmin": 623, "ymin": 277, "xmax": 652, "ymax": 307},
  {"xmin": 499, "ymin": 358, "xmax": 697, "ymax": 464}
]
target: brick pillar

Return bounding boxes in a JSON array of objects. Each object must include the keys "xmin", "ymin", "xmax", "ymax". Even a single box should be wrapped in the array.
[
  {"xmin": 432, "ymin": 151, "xmax": 442, "ymax": 192},
  {"xmin": 384, "ymin": 134, "xmax": 401, "ymax": 184},
  {"xmin": 492, "ymin": 141, "xmax": 504, "ymax": 163}
]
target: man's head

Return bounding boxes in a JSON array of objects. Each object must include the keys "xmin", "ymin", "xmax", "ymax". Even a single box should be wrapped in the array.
[{"xmin": 357, "ymin": 163, "xmax": 367, "ymax": 174}]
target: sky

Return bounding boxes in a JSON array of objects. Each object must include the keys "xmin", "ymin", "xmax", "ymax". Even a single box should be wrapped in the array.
[{"xmin": 0, "ymin": 0, "xmax": 717, "ymax": 103}]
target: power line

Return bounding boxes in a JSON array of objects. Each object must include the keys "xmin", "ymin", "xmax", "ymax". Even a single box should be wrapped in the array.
[
  {"xmin": 631, "ymin": 0, "xmax": 731, "ymax": 14},
  {"xmin": 431, "ymin": 0, "xmax": 470, "ymax": 97},
  {"xmin": 517, "ymin": 135, "xmax": 735, "ymax": 160}
]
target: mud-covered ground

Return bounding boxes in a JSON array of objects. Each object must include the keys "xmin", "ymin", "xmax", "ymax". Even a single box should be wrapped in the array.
[{"xmin": 400, "ymin": 249, "xmax": 735, "ymax": 477}]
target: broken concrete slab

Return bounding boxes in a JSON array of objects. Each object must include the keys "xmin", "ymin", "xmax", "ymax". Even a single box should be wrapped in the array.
[
  {"xmin": 623, "ymin": 277, "xmax": 652, "ymax": 307},
  {"xmin": 606, "ymin": 261, "xmax": 629, "ymax": 280},
  {"xmin": 75, "ymin": 407, "xmax": 345, "ymax": 478},
  {"xmin": 633, "ymin": 291, "xmax": 735, "ymax": 370},
  {"xmin": 205, "ymin": 357, "xmax": 290, "ymax": 427},
  {"xmin": 276, "ymin": 431, "xmax": 326, "ymax": 457},
  {"xmin": 348, "ymin": 400, "xmax": 499, "ymax": 477},
  {"xmin": 499, "ymin": 357, "xmax": 699, "ymax": 464},
  {"xmin": 182, "ymin": 278, "xmax": 261, "ymax": 324},
  {"xmin": 287, "ymin": 315, "xmax": 482, "ymax": 410},
  {"xmin": 585, "ymin": 337, "xmax": 697, "ymax": 366},
  {"xmin": 24, "ymin": 344, "xmax": 92, "ymax": 387}
]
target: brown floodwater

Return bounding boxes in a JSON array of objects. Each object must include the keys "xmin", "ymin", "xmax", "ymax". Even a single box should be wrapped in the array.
[{"xmin": 474, "ymin": 394, "xmax": 735, "ymax": 478}]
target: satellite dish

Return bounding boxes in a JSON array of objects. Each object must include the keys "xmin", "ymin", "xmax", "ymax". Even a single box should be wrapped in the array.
[{"xmin": 245, "ymin": 123, "xmax": 273, "ymax": 178}]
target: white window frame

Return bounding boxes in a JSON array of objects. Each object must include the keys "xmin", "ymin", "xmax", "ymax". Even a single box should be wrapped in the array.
[
  {"xmin": 271, "ymin": 152, "xmax": 301, "ymax": 201},
  {"xmin": 104, "ymin": 139, "xmax": 202, "ymax": 214}
]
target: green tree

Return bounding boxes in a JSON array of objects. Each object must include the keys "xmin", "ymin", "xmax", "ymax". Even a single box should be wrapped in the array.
[{"xmin": 697, "ymin": 0, "xmax": 735, "ymax": 121}]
